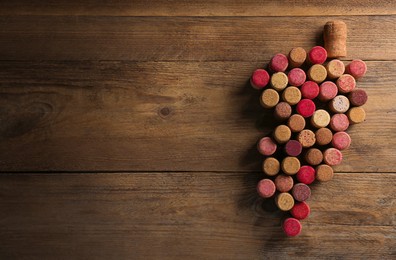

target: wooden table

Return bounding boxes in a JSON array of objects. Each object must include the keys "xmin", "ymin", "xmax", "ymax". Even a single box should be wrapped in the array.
[{"xmin": 0, "ymin": 1, "xmax": 395, "ymax": 259}]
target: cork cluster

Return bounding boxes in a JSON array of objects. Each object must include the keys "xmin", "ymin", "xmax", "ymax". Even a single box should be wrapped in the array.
[{"xmin": 250, "ymin": 21, "xmax": 368, "ymax": 237}]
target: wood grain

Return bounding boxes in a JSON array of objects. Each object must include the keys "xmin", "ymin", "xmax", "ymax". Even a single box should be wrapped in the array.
[
  {"xmin": 0, "ymin": 16, "xmax": 395, "ymax": 61},
  {"xmin": 0, "ymin": 61, "xmax": 394, "ymax": 172},
  {"xmin": 0, "ymin": 172, "xmax": 394, "ymax": 259}
]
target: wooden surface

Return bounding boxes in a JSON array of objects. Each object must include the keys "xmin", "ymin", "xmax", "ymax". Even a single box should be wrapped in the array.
[{"xmin": 0, "ymin": 1, "xmax": 395, "ymax": 259}]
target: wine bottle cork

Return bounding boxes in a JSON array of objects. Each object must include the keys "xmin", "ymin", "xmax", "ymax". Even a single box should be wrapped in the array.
[
  {"xmin": 318, "ymin": 81, "xmax": 338, "ymax": 102},
  {"xmin": 257, "ymin": 179, "xmax": 276, "ymax": 198},
  {"xmin": 288, "ymin": 68, "xmax": 306, "ymax": 87},
  {"xmin": 301, "ymin": 81, "xmax": 319, "ymax": 100},
  {"xmin": 281, "ymin": 156, "xmax": 301, "ymax": 175},
  {"xmin": 347, "ymin": 106, "xmax": 366, "ymax": 124},
  {"xmin": 332, "ymin": 131, "xmax": 351, "ymax": 150},
  {"xmin": 282, "ymin": 218, "xmax": 302, "ymax": 237},
  {"xmin": 288, "ymin": 47, "xmax": 306, "ymax": 68},
  {"xmin": 290, "ymin": 201, "xmax": 311, "ymax": 220},
  {"xmin": 315, "ymin": 127, "xmax": 333, "ymax": 146},
  {"xmin": 330, "ymin": 113, "xmax": 350, "ymax": 132},
  {"xmin": 263, "ymin": 157, "xmax": 280, "ymax": 176},
  {"xmin": 296, "ymin": 99, "xmax": 316, "ymax": 118},
  {"xmin": 308, "ymin": 46, "xmax": 328, "ymax": 64},
  {"xmin": 287, "ymin": 114, "xmax": 306, "ymax": 132},
  {"xmin": 337, "ymin": 74, "xmax": 356, "ymax": 93},
  {"xmin": 326, "ymin": 59, "xmax": 345, "ymax": 79},
  {"xmin": 307, "ymin": 64, "xmax": 327, "ymax": 83},
  {"xmin": 316, "ymin": 164, "xmax": 334, "ymax": 182},
  {"xmin": 323, "ymin": 148, "xmax": 343, "ymax": 166},
  {"xmin": 270, "ymin": 72, "xmax": 288, "ymax": 91},
  {"xmin": 269, "ymin": 53, "xmax": 289, "ymax": 72},
  {"xmin": 292, "ymin": 183, "xmax": 311, "ymax": 202},
  {"xmin": 275, "ymin": 174, "xmax": 294, "ymax": 192},
  {"xmin": 311, "ymin": 109, "xmax": 331, "ymax": 128},
  {"xmin": 329, "ymin": 95, "xmax": 350, "ymax": 113},
  {"xmin": 305, "ymin": 148, "xmax": 323, "ymax": 166},
  {"xmin": 260, "ymin": 88, "xmax": 280, "ymax": 108},
  {"xmin": 276, "ymin": 192, "xmax": 295, "ymax": 211},
  {"xmin": 284, "ymin": 140, "xmax": 302, "ymax": 157},
  {"xmin": 282, "ymin": 86, "xmax": 301, "ymax": 105},
  {"xmin": 257, "ymin": 137, "xmax": 277, "ymax": 156},
  {"xmin": 251, "ymin": 69, "xmax": 270, "ymax": 89},
  {"xmin": 323, "ymin": 20, "xmax": 347, "ymax": 58},
  {"xmin": 274, "ymin": 102, "xmax": 292, "ymax": 121},
  {"xmin": 348, "ymin": 88, "xmax": 368, "ymax": 106},
  {"xmin": 297, "ymin": 129, "xmax": 316, "ymax": 148},
  {"xmin": 296, "ymin": 165, "xmax": 316, "ymax": 185},
  {"xmin": 273, "ymin": 125, "xmax": 292, "ymax": 144},
  {"xmin": 346, "ymin": 59, "xmax": 367, "ymax": 79}
]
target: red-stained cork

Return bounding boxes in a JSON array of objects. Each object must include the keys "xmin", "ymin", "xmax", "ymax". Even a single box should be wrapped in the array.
[
  {"xmin": 348, "ymin": 89, "xmax": 368, "ymax": 107},
  {"xmin": 288, "ymin": 47, "xmax": 307, "ymax": 68},
  {"xmin": 346, "ymin": 59, "xmax": 367, "ymax": 79},
  {"xmin": 291, "ymin": 201, "xmax": 311, "ymax": 220},
  {"xmin": 308, "ymin": 46, "xmax": 328, "ymax": 64},
  {"xmin": 257, "ymin": 137, "xmax": 277, "ymax": 156},
  {"xmin": 323, "ymin": 148, "xmax": 343, "ymax": 166},
  {"xmin": 337, "ymin": 74, "xmax": 356, "ymax": 93},
  {"xmin": 301, "ymin": 81, "xmax": 319, "ymax": 99},
  {"xmin": 323, "ymin": 20, "xmax": 347, "ymax": 58},
  {"xmin": 326, "ymin": 59, "xmax": 345, "ymax": 79},
  {"xmin": 332, "ymin": 131, "xmax": 351, "ymax": 150},
  {"xmin": 270, "ymin": 53, "xmax": 289, "ymax": 72},
  {"xmin": 274, "ymin": 102, "xmax": 292, "ymax": 121},
  {"xmin": 319, "ymin": 81, "xmax": 338, "ymax": 102},
  {"xmin": 251, "ymin": 69, "xmax": 270, "ymax": 89},
  {"xmin": 296, "ymin": 99, "xmax": 316, "ymax": 118},
  {"xmin": 296, "ymin": 165, "xmax": 316, "ymax": 185},
  {"xmin": 284, "ymin": 140, "xmax": 303, "ymax": 157},
  {"xmin": 330, "ymin": 113, "xmax": 350, "ymax": 132},
  {"xmin": 282, "ymin": 218, "xmax": 302, "ymax": 237},
  {"xmin": 275, "ymin": 174, "xmax": 294, "ymax": 192},
  {"xmin": 257, "ymin": 179, "xmax": 276, "ymax": 198},
  {"xmin": 288, "ymin": 68, "xmax": 306, "ymax": 87},
  {"xmin": 315, "ymin": 128, "xmax": 333, "ymax": 146},
  {"xmin": 292, "ymin": 183, "xmax": 311, "ymax": 202}
]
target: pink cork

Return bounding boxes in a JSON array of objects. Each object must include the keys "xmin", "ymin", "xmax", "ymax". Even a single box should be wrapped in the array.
[
  {"xmin": 257, "ymin": 137, "xmax": 277, "ymax": 156},
  {"xmin": 257, "ymin": 179, "xmax": 276, "ymax": 198},
  {"xmin": 292, "ymin": 183, "xmax": 311, "ymax": 202},
  {"xmin": 296, "ymin": 99, "xmax": 316, "ymax": 118},
  {"xmin": 332, "ymin": 131, "xmax": 351, "ymax": 150},
  {"xmin": 251, "ymin": 69, "xmax": 270, "ymax": 89},
  {"xmin": 270, "ymin": 53, "xmax": 289, "ymax": 72},
  {"xmin": 284, "ymin": 140, "xmax": 303, "ymax": 157},
  {"xmin": 296, "ymin": 165, "xmax": 316, "ymax": 185},
  {"xmin": 330, "ymin": 114, "xmax": 350, "ymax": 132},
  {"xmin": 348, "ymin": 89, "xmax": 368, "ymax": 106},
  {"xmin": 290, "ymin": 201, "xmax": 311, "ymax": 220},
  {"xmin": 308, "ymin": 46, "xmax": 328, "ymax": 64},
  {"xmin": 288, "ymin": 68, "xmax": 306, "ymax": 87},
  {"xmin": 275, "ymin": 174, "xmax": 294, "ymax": 192},
  {"xmin": 346, "ymin": 59, "xmax": 367, "ymax": 79},
  {"xmin": 323, "ymin": 148, "xmax": 343, "ymax": 166},
  {"xmin": 282, "ymin": 218, "xmax": 302, "ymax": 237},
  {"xmin": 337, "ymin": 74, "xmax": 356, "ymax": 93},
  {"xmin": 318, "ymin": 81, "xmax": 338, "ymax": 101},
  {"xmin": 301, "ymin": 81, "xmax": 319, "ymax": 99}
]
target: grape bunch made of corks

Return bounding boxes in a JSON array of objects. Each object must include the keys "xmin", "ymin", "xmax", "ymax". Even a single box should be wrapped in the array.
[{"xmin": 250, "ymin": 21, "xmax": 368, "ymax": 237}]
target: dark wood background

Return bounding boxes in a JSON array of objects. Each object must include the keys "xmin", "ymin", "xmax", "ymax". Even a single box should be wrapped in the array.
[{"xmin": 0, "ymin": 1, "xmax": 395, "ymax": 259}]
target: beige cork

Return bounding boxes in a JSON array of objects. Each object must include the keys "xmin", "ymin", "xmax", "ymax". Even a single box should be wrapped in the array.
[
  {"xmin": 326, "ymin": 59, "xmax": 345, "ymax": 79},
  {"xmin": 263, "ymin": 157, "xmax": 280, "ymax": 176},
  {"xmin": 307, "ymin": 64, "xmax": 327, "ymax": 83},
  {"xmin": 287, "ymin": 114, "xmax": 306, "ymax": 133},
  {"xmin": 316, "ymin": 164, "xmax": 334, "ymax": 182},
  {"xmin": 324, "ymin": 20, "xmax": 347, "ymax": 58},
  {"xmin": 276, "ymin": 192, "xmax": 295, "ymax": 211},
  {"xmin": 260, "ymin": 88, "xmax": 280, "ymax": 108},
  {"xmin": 315, "ymin": 128, "xmax": 333, "ymax": 146},
  {"xmin": 282, "ymin": 86, "xmax": 301, "ymax": 105},
  {"xmin": 305, "ymin": 148, "xmax": 323, "ymax": 166},
  {"xmin": 298, "ymin": 129, "xmax": 316, "ymax": 148},
  {"xmin": 281, "ymin": 156, "xmax": 301, "ymax": 175},
  {"xmin": 289, "ymin": 47, "xmax": 307, "ymax": 68},
  {"xmin": 273, "ymin": 125, "xmax": 292, "ymax": 144},
  {"xmin": 271, "ymin": 72, "xmax": 288, "ymax": 91},
  {"xmin": 329, "ymin": 95, "xmax": 350, "ymax": 113},
  {"xmin": 347, "ymin": 106, "xmax": 366, "ymax": 124},
  {"xmin": 311, "ymin": 109, "xmax": 331, "ymax": 128}
]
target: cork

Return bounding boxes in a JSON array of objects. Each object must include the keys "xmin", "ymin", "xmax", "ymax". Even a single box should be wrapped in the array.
[
  {"xmin": 326, "ymin": 59, "xmax": 345, "ymax": 79},
  {"xmin": 316, "ymin": 164, "xmax": 334, "ymax": 182},
  {"xmin": 257, "ymin": 179, "xmax": 276, "ymax": 198},
  {"xmin": 301, "ymin": 81, "xmax": 319, "ymax": 100},
  {"xmin": 347, "ymin": 106, "xmax": 366, "ymax": 124},
  {"xmin": 296, "ymin": 165, "xmax": 316, "ymax": 185},
  {"xmin": 291, "ymin": 201, "xmax": 311, "ymax": 220},
  {"xmin": 273, "ymin": 125, "xmax": 292, "ymax": 144},
  {"xmin": 270, "ymin": 53, "xmax": 289, "ymax": 72},
  {"xmin": 288, "ymin": 47, "xmax": 306, "ymax": 68},
  {"xmin": 276, "ymin": 192, "xmax": 295, "ymax": 211},
  {"xmin": 287, "ymin": 114, "xmax": 306, "ymax": 132},
  {"xmin": 251, "ymin": 69, "xmax": 270, "ymax": 89},
  {"xmin": 296, "ymin": 99, "xmax": 316, "ymax": 118},
  {"xmin": 281, "ymin": 156, "xmax": 301, "ymax": 175},
  {"xmin": 260, "ymin": 88, "xmax": 280, "ymax": 108},
  {"xmin": 292, "ymin": 183, "xmax": 311, "ymax": 202},
  {"xmin": 318, "ymin": 81, "xmax": 338, "ymax": 102},
  {"xmin": 274, "ymin": 102, "xmax": 292, "ymax": 121},
  {"xmin": 323, "ymin": 20, "xmax": 347, "ymax": 58},
  {"xmin": 275, "ymin": 174, "xmax": 294, "ymax": 192},
  {"xmin": 308, "ymin": 46, "xmax": 328, "ymax": 64},
  {"xmin": 329, "ymin": 95, "xmax": 350, "ymax": 113},
  {"xmin": 332, "ymin": 131, "xmax": 351, "ymax": 150},
  {"xmin": 257, "ymin": 137, "xmax": 277, "ymax": 156},
  {"xmin": 263, "ymin": 157, "xmax": 280, "ymax": 176},
  {"xmin": 330, "ymin": 113, "xmax": 350, "ymax": 132},
  {"xmin": 288, "ymin": 68, "xmax": 306, "ymax": 87},
  {"xmin": 271, "ymin": 72, "xmax": 288, "ymax": 91},
  {"xmin": 311, "ymin": 109, "xmax": 331, "ymax": 128},
  {"xmin": 348, "ymin": 88, "xmax": 368, "ymax": 106},
  {"xmin": 284, "ymin": 140, "xmax": 302, "ymax": 157},
  {"xmin": 305, "ymin": 148, "xmax": 323, "ymax": 166},
  {"xmin": 282, "ymin": 218, "xmax": 302, "ymax": 237},
  {"xmin": 307, "ymin": 64, "xmax": 327, "ymax": 83},
  {"xmin": 298, "ymin": 129, "xmax": 316, "ymax": 148},
  {"xmin": 346, "ymin": 59, "xmax": 367, "ymax": 79},
  {"xmin": 323, "ymin": 148, "xmax": 343, "ymax": 166},
  {"xmin": 337, "ymin": 74, "xmax": 356, "ymax": 93},
  {"xmin": 315, "ymin": 127, "xmax": 333, "ymax": 146},
  {"xmin": 282, "ymin": 86, "xmax": 301, "ymax": 105}
]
